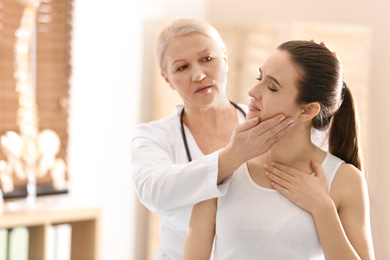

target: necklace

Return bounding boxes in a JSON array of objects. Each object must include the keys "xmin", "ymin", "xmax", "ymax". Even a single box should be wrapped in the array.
[{"xmin": 180, "ymin": 101, "xmax": 246, "ymax": 162}]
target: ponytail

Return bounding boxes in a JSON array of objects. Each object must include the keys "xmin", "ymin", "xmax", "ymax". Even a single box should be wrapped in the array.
[
  {"xmin": 277, "ymin": 41, "xmax": 365, "ymax": 172},
  {"xmin": 328, "ymin": 86, "xmax": 364, "ymax": 172}
]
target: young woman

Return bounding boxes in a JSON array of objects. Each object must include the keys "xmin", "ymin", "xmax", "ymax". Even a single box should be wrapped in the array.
[
  {"xmin": 183, "ymin": 40, "xmax": 375, "ymax": 259},
  {"xmin": 131, "ymin": 18, "xmax": 293, "ymax": 259}
]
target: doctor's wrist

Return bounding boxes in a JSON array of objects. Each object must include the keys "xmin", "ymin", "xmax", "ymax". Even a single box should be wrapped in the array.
[{"xmin": 217, "ymin": 147, "xmax": 243, "ymax": 184}]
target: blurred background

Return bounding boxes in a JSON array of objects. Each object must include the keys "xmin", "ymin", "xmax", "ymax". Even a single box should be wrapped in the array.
[
  {"xmin": 73, "ymin": 0, "xmax": 390, "ymax": 259},
  {"xmin": 1, "ymin": 0, "xmax": 388, "ymax": 259}
]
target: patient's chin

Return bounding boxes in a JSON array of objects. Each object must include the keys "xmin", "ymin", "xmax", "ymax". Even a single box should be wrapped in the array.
[{"xmin": 245, "ymin": 114, "xmax": 258, "ymax": 121}]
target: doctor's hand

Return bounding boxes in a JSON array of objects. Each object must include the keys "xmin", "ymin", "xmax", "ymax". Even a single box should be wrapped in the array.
[
  {"xmin": 218, "ymin": 115, "xmax": 294, "ymax": 184},
  {"xmin": 310, "ymin": 39, "xmax": 340, "ymax": 62},
  {"xmin": 264, "ymin": 160, "xmax": 333, "ymax": 214}
]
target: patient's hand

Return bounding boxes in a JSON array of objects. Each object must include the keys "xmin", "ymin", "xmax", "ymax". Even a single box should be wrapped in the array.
[{"xmin": 263, "ymin": 160, "xmax": 331, "ymax": 214}]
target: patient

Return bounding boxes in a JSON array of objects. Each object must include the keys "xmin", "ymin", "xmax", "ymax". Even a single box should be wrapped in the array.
[{"xmin": 183, "ymin": 40, "xmax": 375, "ymax": 259}]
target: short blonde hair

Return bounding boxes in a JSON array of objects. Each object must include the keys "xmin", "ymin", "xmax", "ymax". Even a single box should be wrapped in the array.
[{"xmin": 157, "ymin": 18, "xmax": 226, "ymax": 73}]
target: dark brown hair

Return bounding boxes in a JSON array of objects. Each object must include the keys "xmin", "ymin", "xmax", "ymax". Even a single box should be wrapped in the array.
[{"xmin": 278, "ymin": 41, "xmax": 364, "ymax": 171}]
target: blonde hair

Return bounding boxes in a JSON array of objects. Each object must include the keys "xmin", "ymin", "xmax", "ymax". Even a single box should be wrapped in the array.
[{"xmin": 157, "ymin": 18, "xmax": 226, "ymax": 73}]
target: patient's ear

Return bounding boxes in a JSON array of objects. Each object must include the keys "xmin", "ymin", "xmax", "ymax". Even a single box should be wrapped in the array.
[{"xmin": 298, "ymin": 102, "xmax": 320, "ymax": 121}]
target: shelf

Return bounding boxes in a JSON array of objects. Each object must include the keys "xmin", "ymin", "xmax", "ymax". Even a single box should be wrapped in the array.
[{"xmin": 0, "ymin": 196, "xmax": 101, "ymax": 260}]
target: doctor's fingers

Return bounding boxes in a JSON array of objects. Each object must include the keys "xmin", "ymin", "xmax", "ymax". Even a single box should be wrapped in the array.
[
  {"xmin": 234, "ymin": 117, "xmax": 260, "ymax": 134},
  {"xmin": 233, "ymin": 114, "xmax": 283, "ymax": 137},
  {"xmin": 311, "ymin": 39, "xmax": 340, "ymax": 62},
  {"xmin": 253, "ymin": 117, "xmax": 294, "ymax": 141},
  {"xmin": 241, "ymin": 118, "xmax": 294, "ymax": 157}
]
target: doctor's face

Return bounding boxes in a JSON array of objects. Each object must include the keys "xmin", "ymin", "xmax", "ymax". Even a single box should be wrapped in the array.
[
  {"xmin": 161, "ymin": 33, "xmax": 228, "ymax": 108},
  {"xmin": 247, "ymin": 50, "xmax": 303, "ymax": 123}
]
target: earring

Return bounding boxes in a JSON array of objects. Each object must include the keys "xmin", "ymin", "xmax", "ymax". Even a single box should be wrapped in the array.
[{"xmin": 299, "ymin": 116, "xmax": 303, "ymax": 119}]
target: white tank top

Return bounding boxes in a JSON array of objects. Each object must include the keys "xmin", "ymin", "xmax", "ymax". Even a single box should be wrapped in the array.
[{"xmin": 214, "ymin": 153, "xmax": 343, "ymax": 260}]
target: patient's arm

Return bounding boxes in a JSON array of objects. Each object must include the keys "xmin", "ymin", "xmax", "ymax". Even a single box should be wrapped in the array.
[{"xmin": 183, "ymin": 198, "xmax": 217, "ymax": 260}]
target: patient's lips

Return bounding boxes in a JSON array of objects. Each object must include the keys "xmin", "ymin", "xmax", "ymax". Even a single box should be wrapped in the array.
[{"xmin": 248, "ymin": 100, "xmax": 260, "ymax": 112}]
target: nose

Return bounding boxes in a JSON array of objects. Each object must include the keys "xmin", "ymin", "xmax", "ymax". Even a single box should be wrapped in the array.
[
  {"xmin": 191, "ymin": 65, "xmax": 206, "ymax": 82},
  {"xmin": 248, "ymin": 81, "xmax": 262, "ymax": 100}
]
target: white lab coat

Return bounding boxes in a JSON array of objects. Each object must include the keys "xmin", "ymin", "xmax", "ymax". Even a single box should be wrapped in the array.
[{"xmin": 131, "ymin": 104, "xmax": 247, "ymax": 259}]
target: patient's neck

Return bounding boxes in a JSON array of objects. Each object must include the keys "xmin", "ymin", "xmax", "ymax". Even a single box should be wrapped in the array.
[{"xmin": 251, "ymin": 125, "xmax": 324, "ymax": 174}]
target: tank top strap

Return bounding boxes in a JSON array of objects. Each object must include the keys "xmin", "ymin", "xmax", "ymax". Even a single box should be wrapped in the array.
[{"xmin": 321, "ymin": 153, "xmax": 344, "ymax": 192}]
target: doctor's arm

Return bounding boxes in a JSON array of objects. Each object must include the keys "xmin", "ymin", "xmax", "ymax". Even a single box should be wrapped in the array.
[
  {"xmin": 132, "ymin": 130, "xmax": 222, "ymax": 216},
  {"xmin": 132, "ymin": 115, "xmax": 293, "ymax": 216}
]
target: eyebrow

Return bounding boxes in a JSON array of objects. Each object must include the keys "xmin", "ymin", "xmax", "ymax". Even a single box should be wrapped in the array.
[
  {"xmin": 259, "ymin": 67, "xmax": 283, "ymax": 88},
  {"xmin": 171, "ymin": 48, "xmax": 210, "ymax": 66},
  {"xmin": 172, "ymin": 59, "xmax": 185, "ymax": 66}
]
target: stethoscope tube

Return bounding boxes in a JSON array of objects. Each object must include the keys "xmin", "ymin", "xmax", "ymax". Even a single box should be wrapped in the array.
[{"xmin": 180, "ymin": 101, "xmax": 246, "ymax": 162}]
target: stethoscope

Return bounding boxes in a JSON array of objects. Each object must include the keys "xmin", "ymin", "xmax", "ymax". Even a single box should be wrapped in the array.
[{"xmin": 180, "ymin": 101, "xmax": 247, "ymax": 162}]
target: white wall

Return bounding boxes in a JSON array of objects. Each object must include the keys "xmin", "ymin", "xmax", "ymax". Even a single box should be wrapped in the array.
[
  {"xmin": 69, "ymin": 1, "xmax": 206, "ymax": 259},
  {"xmin": 69, "ymin": 1, "xmax": 138, "ymax": 259}
]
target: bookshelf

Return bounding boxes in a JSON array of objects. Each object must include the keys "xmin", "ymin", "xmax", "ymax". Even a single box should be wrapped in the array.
[{"xmin": 0, "ymin": 196, "xmax": 101, "ymax": 260}]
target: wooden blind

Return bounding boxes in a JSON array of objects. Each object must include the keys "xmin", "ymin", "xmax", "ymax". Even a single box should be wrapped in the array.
[{"xmin": 0, "ymin": 0, "xmax": 73, "ymax": 189}]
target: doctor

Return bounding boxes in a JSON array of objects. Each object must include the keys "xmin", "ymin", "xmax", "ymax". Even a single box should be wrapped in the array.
[{"xmin": 131, "ymin": 18, "xmax": 294, "ymax": 259}]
